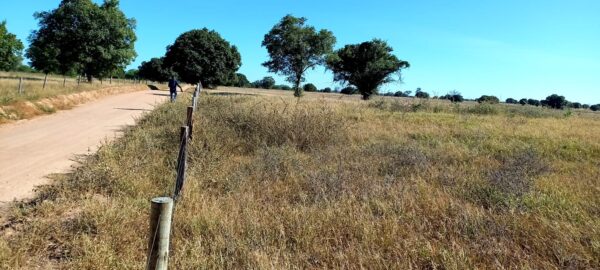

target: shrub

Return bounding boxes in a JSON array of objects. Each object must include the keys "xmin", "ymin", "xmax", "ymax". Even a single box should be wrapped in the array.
[
  {"xmin": 303, "ymin": 83, "xmax": 317, "ymax": 92},
  {"xmin": 505, "ymin": 98, "xmax": 518, "ymax": 104},
  {"xmin": 320, "ymin": 87, "xmax": 332, "ymax": 93},
  {"xmin": 591, "ymin": 104, "xmax": 600, "ymax": 111},
  {"xmin": 519, "ymin": 98, "xmax": 527, "ymax": 106},
  {"xmin": 527, "ymin": 99, "xmax": 541, "ymax": 107},
  {"xmin": 340, "ymin": 86, "xmax": 358, "ymax": 95},
  {"xmin": 477, "ymin": 95, "xmax": 500, "ymax": 104},
  {"xmin": 415, "ymin": 88, "xmax": 430, "ymax": 99}
]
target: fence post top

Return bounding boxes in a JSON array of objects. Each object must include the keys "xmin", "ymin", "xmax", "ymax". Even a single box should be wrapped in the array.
[{"xmin": 151, "ymin": 197, "xmax": 173, "ymax": 204}]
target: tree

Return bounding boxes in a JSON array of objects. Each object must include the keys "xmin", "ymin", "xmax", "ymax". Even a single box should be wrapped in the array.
[
  {"xmin": 262, "ymin": 15, "xmax": 335, "ymax": 97},
  {"xmin": 519, "ymin": 98, "xmax": 528, "ymax": 106},
  {"xmin": 543, "ymin": 94, "xmax": 567, "ymax": 109},
  {"xmin": 138, "ymin": 57, "xmax": 171, "ymax": 82},
  {"xmin": 568, "ymin": 102, "xmax": 582, "ymax": 109},
  {"xmin": 164, "ymin": 28, "xmax": 241, "ymax": 85},
  {"xmin": 0, "ymin": 21, "xmax": 24, "ymax": 71},
  {"xmin": 505, "ymin": 98, "xmax": 518, "ymax": 104},
  {"xmin": 477, "ymin": 95, "xmax": 499, "ymax": 104},
  {"xmin": 303, "ymin": 83, "xmax": 317, "ymax": 92},
  {"xmin": 590, "ymin": 104, "xmax": 600, "ymax": 111},
  {"xmin": 27, "ymin": 0, "xmax": 136, "ymax": 81},
  {"xmin": 582, "ymin": 104, "xmax": 590, "ymax": 109},
  {"xmin": 415, "ymin": 88, "xmax": 430, "ymax": 99},
  {"xmin": 231, "ymin": 73, "xmax": 250, "ymax": 87},
  {"xmin": 326, "ymin": 39, "xmax": 409, "ymax": 100},
  {"xmin": 320, "ymin": 87, "xmax": 332, "ymax": 93},
  {"xmin": 124, "ymin": 69, "xmax": 138, "ymax": 79},
  {"xmin": 258, "ymin": 76, "xmax": 276, "ymax": 89}
]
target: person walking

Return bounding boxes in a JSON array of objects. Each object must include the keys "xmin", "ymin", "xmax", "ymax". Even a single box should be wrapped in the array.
[{"xmin": 168, "ymin": 76, "xmax": 183, "ymax": 102}]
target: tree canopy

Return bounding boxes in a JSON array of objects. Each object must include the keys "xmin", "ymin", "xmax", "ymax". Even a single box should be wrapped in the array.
[
  {"xmin": 326, "ymin": 39, "xmax": 409, "ymax": 100},
  {"xmin": 164, "ymin": 28, "xmax": 241, "ymax": 85},
  {"xmin": 27, "ymin": 0, "xmax": 136, "ymax": 80},
  {"xmin": 138, "ymin": 57, "xmax": 170, "ymax": 82},
  {"xmin": 0, "ymin": 21, "xmax": 24, "ymax": 71},
  {"xmin": 262, "ymin": 15, "xmax": 335, "ymax": 97},
  {"xmin": 543, "ymin": 94, "xmax": 567, "ymax": 109}
]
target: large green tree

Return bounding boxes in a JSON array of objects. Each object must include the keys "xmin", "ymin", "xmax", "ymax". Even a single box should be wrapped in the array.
[
  {"xmin": 262, "ymin": 15, "xmax": 336, "ymax": 97},
  {"xmin": 138, "ymin": 57, "xmax": 170, "ymax": 82},
  {"xmin": 0, "ymin": 21, "xmax": 24, "ymax": 71},
  {"xmin": 326, "ymin": 39, "xmax": 409, "ymax": 100},
  {"xmin": 27, "ymin": 0, "xmax": 136, "ymax": 82},
  {"xmin": 164, "ymin": 28, "xmax": 241, "ymax": 86}
]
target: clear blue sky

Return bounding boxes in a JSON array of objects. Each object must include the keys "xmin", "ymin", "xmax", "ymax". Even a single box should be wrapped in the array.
[{"xmin": 2, "ymin": 0, "xmax": 599, "ymax": 103}]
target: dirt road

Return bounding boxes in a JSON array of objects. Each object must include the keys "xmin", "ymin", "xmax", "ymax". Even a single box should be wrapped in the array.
[{"xmin": 0, "ymin": 89, "xmax": 170, "ymax": 208}]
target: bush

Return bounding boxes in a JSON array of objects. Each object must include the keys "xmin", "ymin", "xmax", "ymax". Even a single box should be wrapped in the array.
[
  {"xmin": 415, "ymin": 88, "xmax": 430, "ymax": 99},
  {"xmin": 477, "ymin": 95, "xmax": 500, "ymax": 104},
  {"xmin": 568, "ymin": 102, "xmax": 582, "ymax": 109},
  {"xmin": 519, "ymin": 98, "xmax": 527, "ymax": 106},
  {"xmin": 505, "ymin": 98, "xmax": 518, "ymax": 104},
  {"xmin": 303, "ymin": 83, "xmax": 317, "ymax": 92},
  {"xmin": 340, "ymin": 86, "xmax": 358, "ymax": 95},
  {"xmin": 204, "ymin": 97, "xmax": 347, "ymax": 152},
  {"xmin": 591, "ymin": 104, "xmax": 600, "ymax": 111},
  {"xmin": 527, "ymin": 99, "xmax": 541, "ymax": 107},
  {"xmin": 273, "ymin": 84, "xmax": 292, "ymax": 90},
  {"xmin": 320, "ymin": 87, "xmax": 332, "ymax": 93}
]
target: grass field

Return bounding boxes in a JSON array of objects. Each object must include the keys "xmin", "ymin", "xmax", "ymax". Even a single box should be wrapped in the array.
[{"xmin": 1, "ymin": 87, "xmax": 599, "ymax": 269}]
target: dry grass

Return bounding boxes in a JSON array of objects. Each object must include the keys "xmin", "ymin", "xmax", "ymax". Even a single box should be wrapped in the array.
[
  {"xmin": 0, "ymin": 73, "xmax": 153, "ymax": 124},
  {"xmin": 1, "ymin": 88, "xmax": 599, "ymax": 269}
]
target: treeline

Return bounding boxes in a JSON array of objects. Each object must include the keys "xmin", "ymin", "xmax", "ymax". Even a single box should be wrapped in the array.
[
  {"xmin": 380, "ymin": 89, "xmax": 600, "ymax": 111},
  {"xmin": 1, "ymin": 2, "xmax": 597, "ymax": 108}
]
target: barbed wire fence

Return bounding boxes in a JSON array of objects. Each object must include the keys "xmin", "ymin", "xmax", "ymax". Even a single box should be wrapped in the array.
[{"xmin": 145, "ymin": 82, "xmax": 202, "ymax": 270}]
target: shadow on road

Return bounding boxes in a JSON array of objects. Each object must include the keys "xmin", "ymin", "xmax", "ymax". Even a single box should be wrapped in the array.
[{"xmin": 114, "ymin": 107, "xmax": 150, "ymax": 111}]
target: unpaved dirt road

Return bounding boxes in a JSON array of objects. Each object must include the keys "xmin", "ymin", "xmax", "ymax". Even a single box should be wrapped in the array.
[{"xmin": 0, "ymin": 89, "xmax": 170, "ymax": 208}]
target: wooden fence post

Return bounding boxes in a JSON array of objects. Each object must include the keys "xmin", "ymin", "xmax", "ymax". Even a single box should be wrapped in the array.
[
  {"xmin": 186, "ymin": 106, "xmax": 194, "ymax": 139},
  {"xmin": 146, "ymin": 197, "xmax": 173, "ymax": 270},
  {"xmin": 43, "ymin": 73, "xmax": 48, "ymax": 89},
  {"xmin": 18, "ymin": 77, "xmax": 23, "ymax": 94}
]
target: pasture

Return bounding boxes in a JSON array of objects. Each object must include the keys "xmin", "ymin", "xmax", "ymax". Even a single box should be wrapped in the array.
[{"xmin": 1, "ymin": 87, "xmax": 598, "ymax": 269}]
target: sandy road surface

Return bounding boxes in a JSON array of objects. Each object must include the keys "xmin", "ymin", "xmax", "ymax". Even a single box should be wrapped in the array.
[{"xmin": 0, "ymin": 89, "xmax": 170, "ymax": 208}]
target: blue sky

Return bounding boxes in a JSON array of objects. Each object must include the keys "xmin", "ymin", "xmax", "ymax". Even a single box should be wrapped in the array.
[{"xmin": 1, "ymin": 0, "xmax": 599, "ymax": 103}]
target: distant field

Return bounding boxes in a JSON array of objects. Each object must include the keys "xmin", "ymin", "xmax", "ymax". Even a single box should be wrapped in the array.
[{"xmin": 1, "ymin": 87, "xmax": 598, "ymax": 269}]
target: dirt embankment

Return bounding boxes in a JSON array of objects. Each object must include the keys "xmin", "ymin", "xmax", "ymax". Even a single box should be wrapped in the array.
[{"xmin": 0, "ymin": 85, "xmax": 151, "ymax": 125}]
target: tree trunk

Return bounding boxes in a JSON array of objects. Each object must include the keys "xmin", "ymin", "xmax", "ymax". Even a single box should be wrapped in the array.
[
  {"xmin": 86, "ymin": 74, "xmax": 92, "ymax": 83},
  {"xmin": 294, "ymin": 76, "xmax": 303, "ymax": 98},
  {"xmin": 110, "ymin": 76, "xmax": 112, "ymax": 84},
  {"xmin": 42, "ymin": 73, "xmax": 48, "ymax": 89},
  {"xmin": 63, "ymin": 76, "xmax": 66, "ymax": 87}
]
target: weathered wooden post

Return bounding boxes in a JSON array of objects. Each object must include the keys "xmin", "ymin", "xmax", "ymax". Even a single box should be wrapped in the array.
[
  {"xmin": 18, "ymin": 77, "xmax": 23, "ymax": 94},
  {"xmin": 146, "ymin": 197, "xmax": 174, "ymax": 270},
  {"xmin": 186, "ymin": 106, "xmax": 194, "ymax": 139},
  {"xmin": 43, "ymin": 73, "xmax": 48, "ymax": 89}
]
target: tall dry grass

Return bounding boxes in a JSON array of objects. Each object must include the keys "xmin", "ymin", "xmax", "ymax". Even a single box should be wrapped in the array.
[{"xmin": 1, "ymin": 90, "xmax": 599, "ymax": 269}]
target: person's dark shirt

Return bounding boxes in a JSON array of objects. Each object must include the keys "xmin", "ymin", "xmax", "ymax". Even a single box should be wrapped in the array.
[{"xmin": 168, "ymin": 79, "xmax": 180, "ymax": 92}]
